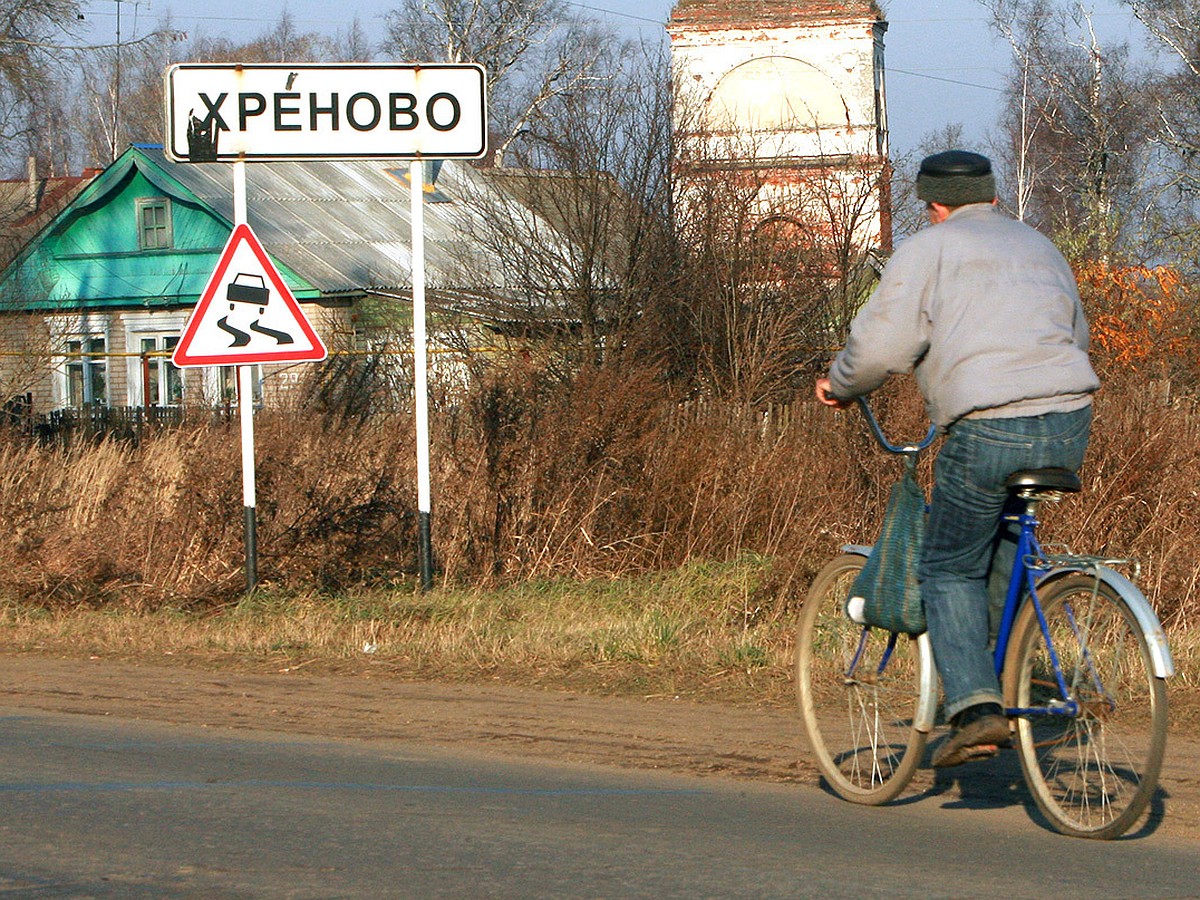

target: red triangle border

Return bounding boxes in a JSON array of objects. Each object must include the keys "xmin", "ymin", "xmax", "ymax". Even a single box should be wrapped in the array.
[{"xmin": 173, "ymin": 223, "xmax": 328, "ymax": 367}]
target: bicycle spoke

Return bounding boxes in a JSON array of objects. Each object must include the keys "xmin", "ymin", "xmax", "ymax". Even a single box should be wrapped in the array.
[
  {"xmin": 1006, "ymin": 574, "xmax": 1167, "ymax": 839},
  {"xmin": 797, "ymin": 555, "xmax": 931, "ymax": 805}
]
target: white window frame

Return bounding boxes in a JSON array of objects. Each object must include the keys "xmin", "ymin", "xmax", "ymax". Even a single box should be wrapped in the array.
[
  {"xmin": 124, "ymin": 312, "xmax": 187, "ymax": 407},
  {"xmin": 208, "ymin": 365, "xmax": 263, "ymax": 409},
  {"xmin": 50, "ymin": 315, "xmax": 110, "ymax": 409}
]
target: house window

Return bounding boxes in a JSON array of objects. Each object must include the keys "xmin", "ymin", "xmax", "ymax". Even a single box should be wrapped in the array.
[
  {"xmin": 66, "ymin": 337, "xmax": 107, "ymax": 407},
  {"xmin": 215, "ymin": 365, "xmax": 263, "ymax": 408},
  {"xmin": 137, "ymin": 198, "xmax": 173, "ymax": 250},
  {"xmin": 138, "ymin": 335, "xmax": 182, "ymax": 406},
  {"xmin": 125, "ymin": 313, "xmax": 188, "ymax": 408}
]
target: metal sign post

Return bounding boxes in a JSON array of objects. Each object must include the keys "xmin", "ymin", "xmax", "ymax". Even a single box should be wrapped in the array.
[
  {"xmin": 238, "ymin": 361, "xmax": 258, "ymax": 590},
  {"xmin": 173, "ymin": 166, "xmax": 327, "ymax": 593},
  {"xmin": 233, "ymin": 161, "xmax": 257, "ymax": 592},
  {"xmin": 410, "ymin": 160, "xmax": 433, "ymax": 591}
]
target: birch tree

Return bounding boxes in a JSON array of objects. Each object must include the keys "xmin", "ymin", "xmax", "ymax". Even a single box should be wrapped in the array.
[
  {"xmin": 0, "ymin": 0, "xmax": 85, "ymax": 175},
  {"xmin": 985, "ymin": 0, "xmax": 1151, "ymax": 261},
  {"xmin": 380, "ymin": 0, "xmax": 611, "ymax": 164},
  {"xmin": 1124, "ymin": 0, "xmax": 1200, "ymax": 267},
  {"xmin": 74, "ymin": 9, "xmax": 345, "ymax": 166}
]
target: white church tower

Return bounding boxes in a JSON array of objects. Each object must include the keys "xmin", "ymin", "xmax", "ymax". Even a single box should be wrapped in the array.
[{"xmin": 668, "ymin": 0, "xmax": 891, "ymax": 255}]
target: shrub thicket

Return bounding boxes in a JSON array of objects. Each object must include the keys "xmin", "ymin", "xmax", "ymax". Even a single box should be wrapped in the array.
[{"xmin": 0, "ymin": 360, "xmax": 1197, "ymax": 630}]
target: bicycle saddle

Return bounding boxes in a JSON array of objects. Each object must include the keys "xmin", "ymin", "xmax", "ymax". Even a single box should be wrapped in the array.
[{"xmin": 1005, "ymin": 467, "xmax": 1081, "ymax": 493}]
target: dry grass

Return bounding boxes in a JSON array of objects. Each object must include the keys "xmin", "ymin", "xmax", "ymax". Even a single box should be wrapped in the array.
[
  {"xmin": 0, "ymin": 357, "xmax": 1194, "ymax": 721},
  {"xmin": 0, "ymin": 556, "xmax": 795, "ymax": 704},
  {"xmin": 1, "ymin": 554, "xmax": 1194, "ymax": 727}
]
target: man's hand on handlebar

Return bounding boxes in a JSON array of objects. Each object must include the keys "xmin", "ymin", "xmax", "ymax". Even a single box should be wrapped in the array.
[{"xmin": 815, "ymin": 377, "xmax": 851, "ymax": 409}]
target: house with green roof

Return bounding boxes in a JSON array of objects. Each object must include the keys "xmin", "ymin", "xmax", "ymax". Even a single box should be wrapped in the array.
[{"xmin": 0, "ymin": 143, "xmax": 620, "ymax": 415}]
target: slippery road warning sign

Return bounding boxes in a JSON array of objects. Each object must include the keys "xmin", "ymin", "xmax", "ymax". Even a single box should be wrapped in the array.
[{"xmin": 173, "ymin": 223, "xmax": 327, "ymax": 367}]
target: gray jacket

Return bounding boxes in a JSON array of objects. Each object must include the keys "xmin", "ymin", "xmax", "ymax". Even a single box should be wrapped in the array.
[{"xmin": 828, "ymin": 204, "xmax": 1099, "ymax": 428}]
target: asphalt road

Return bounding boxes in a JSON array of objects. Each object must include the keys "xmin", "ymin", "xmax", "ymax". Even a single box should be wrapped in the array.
[{"xmin": 1, "ymin": 708, "xmax": 1196, "ymax": 899}]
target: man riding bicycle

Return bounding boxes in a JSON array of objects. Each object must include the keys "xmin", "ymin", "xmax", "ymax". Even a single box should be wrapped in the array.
[{"xmin": 815, "ymin": 150, "xmax": 1099, "ymax": 767}]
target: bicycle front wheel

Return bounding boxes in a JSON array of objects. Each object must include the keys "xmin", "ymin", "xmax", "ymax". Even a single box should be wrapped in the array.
[
  {"xmin": 1004, "ymin": 573, "xmax": 1168, "ymax": 839},
  {"xmin": 796, "ymin": 553, "xmax": 932, "ymax": 804}
]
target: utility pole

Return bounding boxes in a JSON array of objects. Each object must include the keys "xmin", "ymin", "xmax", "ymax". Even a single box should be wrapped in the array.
[{"xmin": 112, "ymin": 0, "xmax": 122, "ymax": 161}]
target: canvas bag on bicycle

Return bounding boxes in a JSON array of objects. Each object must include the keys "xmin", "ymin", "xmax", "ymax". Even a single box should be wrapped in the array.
[{"xmin": 848, "ymin": 452, "xmax": 927, "ymax": 634}]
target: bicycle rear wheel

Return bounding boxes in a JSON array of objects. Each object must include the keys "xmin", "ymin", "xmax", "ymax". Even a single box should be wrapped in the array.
[
  {"xmin": 1004, "ymin": 573, "xmax": 1168, "ymax": 839},
  {"xmin": 796, "ymin": 554, "xmax": 932, "ymax": 804}
]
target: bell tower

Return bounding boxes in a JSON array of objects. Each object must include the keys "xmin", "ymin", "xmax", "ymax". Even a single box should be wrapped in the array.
[{"xmin": 669, "ymin": 0, "xmax": 891, "ymax": 253}]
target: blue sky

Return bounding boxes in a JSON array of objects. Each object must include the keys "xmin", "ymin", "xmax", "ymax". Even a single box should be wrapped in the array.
[{"xmin": 78, "ymin": 0, "xmax": 1140, "ymax": 157}]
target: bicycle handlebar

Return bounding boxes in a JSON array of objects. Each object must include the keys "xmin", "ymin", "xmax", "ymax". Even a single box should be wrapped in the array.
[{"xmin": 855, "ymin": 396, "xmax": 938, "ymax": 455}]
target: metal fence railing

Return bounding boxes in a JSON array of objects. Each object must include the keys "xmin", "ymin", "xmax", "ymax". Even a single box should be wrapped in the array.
[{"xmin": 6, "ymin": 403, "xmax": 204, "ymax": 445}]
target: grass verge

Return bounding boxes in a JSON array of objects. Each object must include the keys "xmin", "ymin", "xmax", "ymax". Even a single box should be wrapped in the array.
[
  {"xmin": 0, "ymin": 555, "xmax": 795, "ymax": 705},
  {"xmin": 1, "ymin": 555, "xmax": 1193, "ymax": 728}
]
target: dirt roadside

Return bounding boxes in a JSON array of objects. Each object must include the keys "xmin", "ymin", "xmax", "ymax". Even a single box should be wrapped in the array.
[{"xmin": 1, "ymin": 652, "xmax": 1196, "ymax": 842}]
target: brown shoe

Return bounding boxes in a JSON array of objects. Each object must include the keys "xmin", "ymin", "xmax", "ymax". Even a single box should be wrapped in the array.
[{"xmin": 932, "ymin": 713, "xmax": 1011, "ymax": 768}]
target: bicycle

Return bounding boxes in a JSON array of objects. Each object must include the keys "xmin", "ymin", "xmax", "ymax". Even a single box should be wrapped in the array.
[{"xmin": 795, "ymin": 398, "xmax": 1174, "ymax": 839}]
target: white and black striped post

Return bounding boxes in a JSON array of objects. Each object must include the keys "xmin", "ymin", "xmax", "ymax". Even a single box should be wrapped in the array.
[
  {"xmin": 233, "ymin": 160, "xmax": 258, "ymax": 592},
  {"xmin": 410, "ymin": 159, "xmax": 434, "ymax": 591}
]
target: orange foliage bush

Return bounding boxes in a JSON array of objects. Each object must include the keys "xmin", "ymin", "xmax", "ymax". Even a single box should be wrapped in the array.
[{"xmin": 1077, "ymin": 262, "xmax": 1199, "ymax": 382}]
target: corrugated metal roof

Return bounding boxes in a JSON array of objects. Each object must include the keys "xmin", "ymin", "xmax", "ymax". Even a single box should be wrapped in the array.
[
  {"xmin": 144, "ymin": 146, "xmax": 509, "ymax": 296},
  {"xmin": 3, "ymin": 146, "xmax": 622, "ymax": 319}
]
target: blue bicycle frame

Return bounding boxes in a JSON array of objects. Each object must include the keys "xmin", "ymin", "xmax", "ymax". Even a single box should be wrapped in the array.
[
  {"xmin": 992, "ymin": 505, "xmax": 1082, "ymax": 719},
  {"xmin": 853, "ymin": 397, "xmax": 1106, "ymax": 722},
  {"xmin": 848, "ymin": 397, "xmax": 1173, "ymax": 724}
]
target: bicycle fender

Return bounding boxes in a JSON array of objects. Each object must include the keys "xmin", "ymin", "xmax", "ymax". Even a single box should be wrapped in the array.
[
  {"xmin": 913, "ymin": 633, "xmax": 938, "ymax": 732},
  {"xmin": 1040, "ymin": 566, "xmax": 1175, "ymax": 679}
]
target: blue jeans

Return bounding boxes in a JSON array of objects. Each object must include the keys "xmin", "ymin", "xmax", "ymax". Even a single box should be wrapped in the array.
[{"xmin": 918, "ymin": 406, "xmax": 1092, "ymax": 720}]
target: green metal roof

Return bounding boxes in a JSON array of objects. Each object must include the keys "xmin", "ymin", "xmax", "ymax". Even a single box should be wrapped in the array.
[{"xmin": 0, "ymin": 146, "xmax": 317, "ymax": 312}]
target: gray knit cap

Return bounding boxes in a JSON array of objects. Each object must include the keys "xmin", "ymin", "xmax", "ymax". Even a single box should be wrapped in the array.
[{"xmin": 916, "ymin": 150, "xmax": 996, "ymax": 206}]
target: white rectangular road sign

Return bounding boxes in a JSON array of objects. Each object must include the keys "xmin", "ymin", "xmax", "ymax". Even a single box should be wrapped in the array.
[{"xmin": 165, "ymin": 63, "xmax": 487, "ymax": 162}]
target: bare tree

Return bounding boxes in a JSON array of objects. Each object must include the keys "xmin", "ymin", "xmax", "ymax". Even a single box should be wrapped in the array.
[
  {"xmin": 0, "ymin": 3, "xmax": 92, "ymax": 413},
  {"xmin": 883, "ymin": 126, "xmax": 967, "ymax": 243},
  {"xmin": 73, "ymin": 9, "xmax": 338, "ymax": 167},
  {"xmin": 0, "ymin": 0, "xmax": 86, "ymax": 176},
  {"xmin": 0, "ymin": 307, "xmax": 60, "ymax": 415},
  {"xmin": 1124, "ymin": 0, "xmax": 1200, "ymax": 268},
  {"xmin": 76, "ymin": 20, "xmax": 187, "ymax": 163},
  {"xmin": 985, "ymin": 0, "xmax": 1152, "ymax": 261},
  {"xmin": 674, "ymin": 162, "xmax": 818, "ymax": 404},
  {"xmin": 380, "ymin": 0, "xmax": 610, "ymax": 164},
  {"xmin": 672, "ymin": 115, "xmax": 891, "ymax": 405},
  {"xmin": 327, "ymin": 17, "xmax": 375, "ymax": 63},
  {"xmin": 435, "ymin": 43, "xmax": 676, "ymax": 377},
  {"xmin": 240, "ymin": 8, "xmax": 327, "ymax": 63}
]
